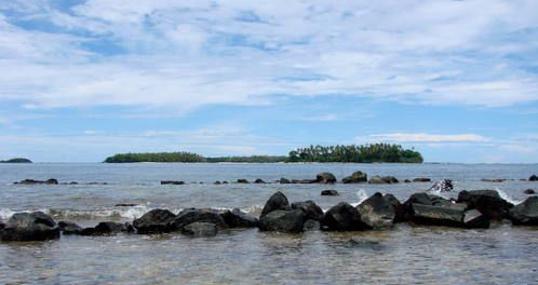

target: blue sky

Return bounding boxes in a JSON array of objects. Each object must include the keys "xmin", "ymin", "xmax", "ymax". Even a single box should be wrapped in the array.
[{"xmin": 0, "ymin": 0, "xmax": 537, "ymax": 163}]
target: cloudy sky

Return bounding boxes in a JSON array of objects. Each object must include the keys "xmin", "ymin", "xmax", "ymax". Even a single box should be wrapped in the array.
[{"xmin": 0, "ymin": 0, "xmax": 537, "ymax": 162}]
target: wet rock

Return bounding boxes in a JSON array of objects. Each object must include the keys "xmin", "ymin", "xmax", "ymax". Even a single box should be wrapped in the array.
[
  {"xmin": 404, "ymin": 179, "xmax": 412, "ymax": 183},
  {"xmin": 316, "ymin": 172, "xmax": 337, "ymax": 184},
  {"xmin": 508, "ymin": 196, "xmax": 538, "ymax": 225},
  {"xmin": 402, "ymin": 192, "xmax": 452, "ymax": 221},
  {"xmin": 214, "ymin": 181, "xmax": 221, "ymax": 185},
  {"xmin": 133, "ymin": 209, "xmax": 177, "ymax": 234},
  {"xmin": 303, "ymin": 219, "xmax": 321, "ymax": 231},
  {"xmin": 220, "ymin": 208, "xmax": 258, "ymax": 228},
  {"xmin": 409, "ymin": 204, "xmax": 464, "ymax": 227},
  {"xmin": 368, "ymin": 176, "xmax": 398, "ymax": 184},
  {"xmin": 428, "ymin": 179, "xmax": 454, "ymax": 192},
  {"xmin": 1, "ymin": 212, "xmax": 60, "ymax": 241},
  {"xmin": 524, "ymin": 189, "xmax": 536, "ymax": 195},
  {"xmin": 322, "ymin": 202, "xmax": 370, "ymax": 231},
  {"xmin": 87, "ymin": 182, "xmax": 108, "ymax": 185},
  {"xmin": 260, "ymin": 191, "xmax": 290, "ymax": 217},
  {"xmin": 58, "ymin": 221, "xmax": 83, "ymax": 235},
  {"xmin": 530, "ymin": 175, "xmax": 538, "ymax": 181},
  {"xmin": 279, "ymin": 177, "xmax": 291, "ymax": 184},
  {"xmin": 80, "ymin": 222, "xmax": 134, "ymax": 236},
  {"xmin": 170, "ymin": 208, "xmax": 227, "ymax": 231},
  {"xmin": 481, "ymin": 178, "xmax": 506, "ymax": 183},
  {"xmin": 15, "ymin": 178, "xmax": 59, "ymax": 185},
  {"xmin": 254, "ymin": 178, "xmax": 266, "ymax": 184},
  {"xmin": 115, "ymin": 203, "xmax": 138, "ymax": 207},
  {"xmin": 182, "ymin": 222, "xmax": 218, "ymax": 237},
  {"xmin": 291, "ymin": 179, "xmax": 316, "ymax": 184},
  {"xmin": 342, "ymin": 171, "xmax": 367, "ymax": 184},
  {"xmin": 222, "ymin": 181, "xmax": 229, "ymax": 184},
  {"xmin": 321, "ymin": 189, "xmax": 339, "ymax": 196},
  {"xmin": 161, "ymin": 180, "xmax": 185, "ymax": 185},
  {"xmin": 357, "ymin": 192, "xmax": 400, "ymax": 229},
  {"xmin": 237, "ymin": 179, "xmax": 249, "ymax": 184},
  {"xmin": 258, "ymin": 209, "xmax": 306, "ymax": 233},
  {"xmin": 463, "ymin": 209, "xmax": 490, "ymax": 228},
  {"xmin": 413, "ymin": 177, "xmax": 431, "ymax": 182},
  {"xmin": 457, "ymin": 190, "xmax": 513, "ymax": 220},
  {"xmin": 291, "ymin": 201, "xmax": 324, "ymax": 221}
]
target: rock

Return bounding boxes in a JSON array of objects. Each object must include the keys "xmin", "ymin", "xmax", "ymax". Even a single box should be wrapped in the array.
[
  {"xmin": 524, "ymin": 189, "xmax": 536, "ymax": 195},
  {"xmin": 356, "ymin": 192, "xmax": 399, "ymax": 229},
  {"xmin": 115, "ymin": 203, "xmax": 138, "ymax": 207},
  {"xmin": 321, "ymin": 189, "xmax": 339, "ymax": 196},
  {"xmin": 409, "ymin": 203, "xmax": 464, "ymax": 227},
  {"xmin": 316, "ymin": 172, "xmax": 337, "ymax": 184},
  {"xmin": 222, "ymin": 181, "xmax": 229, "ymax": 184},
  {"xmin": 481, "ymin": 179, "xmax": 506, "ymax": 183},
  {"xmin": 402, "ymin": 192, "xmax": 452, "ymax": 221},
  {"xmin": 508, "ymin": 197, "xmax": 538, "ymax": 225},
  {"xmin": 58, "ymin": 221, "xmax": 83, "ymax": 235},
  {"xmin": 258, "ymin": 209, "xmax": 306, "ymax": 233},
  {"xmin": 413, "ymin": 177, "xmax": 431, "ymax": 182},
  {"xmin": 182, "ymin": 222, "xmax": 218, "ymax": 237},
  {"xmin": 368, "ymin": 176, "xmax": 398, "ymax": 184},
  {"xmin": 15, "ymin": 178, "xmax": 59, "ymax": 185},
  {"xmin": 303, "ymin": 219, "xmax": 321, "ymax": 231},
  {"xmin": 457, "ymin": 190, "xmax": 513, "ymax": 220},
  {"xmin": 291, "ymin": 201, "xmax": 324, "ymax": 221},
  {"xmin": 80, "ymin": 222, "xmax": 134, "ymax": 236},
  {"xmin": 237, "ymin": 179, "xmax": 249, "ymax": 184},
  {"xmin": 254, "ymin": 178, "xmax": 266, "ymax": 184},
  {"xmin": 322, "ymin": 202, "xmax": 369, "ymax": 231},
  {"xmin": 214, "ymin": 181, "xmax": 221, "ymax": 185},
  {"xmin": 161, "ymin": 180, "xmax": 185, "ymax": 185},
  {"xmin": 404, "ymin": 179, "xmax": 411, "ymax": 183},
  {"xmin": 530, "ymin": 175, "xmax": 538, "ymax": 181},
  {"xmin": 384, "ymin": 193, "xmax": 406, "ymax": 222},
  {"xmin": 260, "ymin": 191, "xmax": 290, "ymax": 217},
  {"xmin": 0, "ymin": 212, "xmax": 60, "ymax": 241},
  {"xmin": 463, "ymin": 209, "xmax": 490, "ymax": 228},
  {"xmin": 342, "ymin": 171, "xmax": 367, "ymax": 183},
  {"xmin": 133, "ymin": 209, "xmax": 176, "ymax": 234},
  {"xmin": 220, "ymin": 208, "xmax": 258, "ymax": 228},
  {"xmin": 169, "ymin": 208, "xmax": 227, "ymax": 231},
  {"xmin": 291, "ymin": 179, "xmax": 316, "ymax": 184},
  {"xmin": 279, "ymin": 177, "xmax": 291, "ymax": 184},
  {"xmin": 428, "ymin": 179, "xmax": 454, "ymax": 192}
]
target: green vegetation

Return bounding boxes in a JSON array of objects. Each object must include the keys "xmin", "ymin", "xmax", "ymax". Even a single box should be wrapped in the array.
[
  {"xmin": 0, "ymin": 158, "xmax": 32, "ymax": 163},
  {"xmin": 104, "ymin": 143, "xmax": 423, "ymax": 163}
]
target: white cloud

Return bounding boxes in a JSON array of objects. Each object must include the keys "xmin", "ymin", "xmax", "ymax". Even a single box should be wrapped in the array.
[{"xmin": 366, "ymin": 133, "xmax": 490, "ymax": 143}]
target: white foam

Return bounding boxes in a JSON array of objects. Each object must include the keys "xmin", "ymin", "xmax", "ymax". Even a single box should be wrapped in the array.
[
  {"xmin": 350, "ymin": 189, "xmax": 369, "ymax": 207},
  {"xmin": 495, "ymin": 188, "xmax": 521, "ymax": 205}
]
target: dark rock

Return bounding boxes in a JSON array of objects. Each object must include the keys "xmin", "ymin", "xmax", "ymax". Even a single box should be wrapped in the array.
[
  {"xmin": 404, "ymin": 179, "xmax": 412, "ymax": 183},
  {"xmin": 258, "ymin": 209, "xmax": 306, "ymax": 233},
  {"xmin": 222, "ymin": 181, "xmax": 229, "ymax": 184},
  {"xmin": 214, "ymin": 181, "xmax": 221, "ymax": 185},
  {"xmin": 321, "ymin": 189, "xmax": 339, "ymax": 196},
  {"xmin": 279, "ymin": 177, "xmax": 291, "ymax": 184},
  {"xmin": 413, "ymin": 177, "xmax": 431, "ymax": 182},
  {"xmin": 524, "ymin": 189, "xmax": 536, "ymax": 195},
  {"xmin": 254, "ymin": 178, "xmax": 266, "ymax": 184},
  {"xmin": 428, "ymin": 179, "xmax": 454, "ymax": 192},
  {"xmin": 1, "ymin": 212, "xmax": 60, "ymax": 241},
  {"xmin": 182, "ymin": 222, "xmax": 218, "ymax": 237},
  {"xmin": 87, "ymin": 182, "xmax": 108, "ymax": 185},
  {"xmin": 115, "ymin": 203, "xmax": 138, "ymax": 207},
  {"xmin": 291, "ymin": 201, "xmax": 324, "ymax": 221},
  {"xmin": 457, "ymin": 190, "xmax": 513, "ymax": 220},
  {"xmin": 530, "ymin": 175, "xmax": 538, "ymax": 181},
  {"xmin": 357, "ymin": 192, "xmax": 399, "ymax": 229},
  {"xmin": 316, "ymin": 172, "xmax": 337, "ymax": 184},
  {"xmin": 68, "ymin": 181, "xmax": 79, "ymax": 185},
  {"xmin": 384, "ymin": 193, "xmax": 406, "ymax": 222},
  {"xmin": 481, "ymin": 178, "xmax": 506, "ymax": 183},
  {"xmin": 170, "ymin": 208, "xmax": 226, "ymax": 231},
  {"xmin": 402, "ymin": 192, "xmax": 452, "ymax": 221},
  {"xmin": 161, "ymin": 180, "xmax": 185, "ymax": 185},
  {"xmin": 368, "ymin": 176, "xmax": 398, "ymax": 184},
  {"xmin": 133, "ymin": 209, "xmax": 176, "ymax": 234},
  {"xmin": 15, "ymin": 178, "xmax": 59, "ymax": 185},
  {"xmin": 463, "ymin": 209, "xmax": 490, "ymax": 228},
  {"xmin": 1, "ymin": 158, "xmax": 32, "ymax": 163},
  {"xmin": 260, "ymin": 191, "xmax": 290, "ymax": 217},
  {"xmin": 410, "ymin": 204, "xmax": 460, "ymax": 227},
  {"xmin": 303, "ymin": 219, "xmax": 321, "ymax": 231},
  {"xmin": 237, "ymin": 179, "xmax": 249, "ymax": 184},
  {"xmin": 342, "ymin": 171, "xmax": 367, "ymax": 183},
  {"xmin": 291, "ymin": 179, "xmax": 316, "ymax": 184},
  {"xmin": 220, "ymin": 208, "xmax": 258, "ymax": 228},
  {"xmin": 322, "ymin": 202, "xmax": 370, "ymax": 231},
  {"xmin": 58, "ymin": 221, "xmax": 83, "ymax": 235},
  {"xmin": 508, "ymin": 196, "xmax": 538, "ymax": 225},
  {"xmin": 80, "ymin": 222, "xmax": 134, "ymax": 236}
]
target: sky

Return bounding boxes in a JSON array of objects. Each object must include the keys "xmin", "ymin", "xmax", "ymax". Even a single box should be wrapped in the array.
[{"xmin": 0, "ymin": 0, "xmax": 537, "ymax": 163}]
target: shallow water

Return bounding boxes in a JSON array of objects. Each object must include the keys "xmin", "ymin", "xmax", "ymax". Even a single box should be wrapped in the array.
[{"xmin": 1, "ymin": 163, "xmax": 537, "ymax": 284}]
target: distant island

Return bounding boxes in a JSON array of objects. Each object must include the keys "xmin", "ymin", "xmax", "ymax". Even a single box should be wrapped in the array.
[
  {"xmin": 0, "ymin": 158, "xmax": 32, "ymax": 163},
  {"xmin": 104, "ymin": 143, "xmax": 423, "ymax": 163}
]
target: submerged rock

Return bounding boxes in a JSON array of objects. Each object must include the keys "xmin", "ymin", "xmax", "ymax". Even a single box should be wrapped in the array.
[
  {"xmin": 368, "ymin": 176, "xmax": 398, "ymax": 184},
  {"xmin": 258, "ymin": 209, "xmax": 306, "ymax": 233},
  {"xmin": 457, "ymin": 190, "xmax": 513, "ymax": 220},
  {"xmin": 58, "ymin": 221, "xmax": 83, "ymax": 235},
  {"xmin": 291, "ymin": 201, "xmax": 324, "ymax": 221},
  {"xmin": 161, "ymin": 180, "xmax": 185, "ymax": 185},
  {"xmin": 182, "ymin": 222, "xmax": 218, "ymax": 237},
  {"xmin": 214, "ymin": 181, "xmax": 221, "ymax": 185},
  {"xmin": 508, "ymin": 197, "xmax": 538, "ymax": 225},
  {"xmin": 413, "ymin": 177, "xmax": 431, "ymax": 182},
  {"xmin": 170, "ymin": 208, "xmax": 226, "ymax": 231},
  {"xmin": 1, "ymin": 212, "xmax": 60, "ymax": 241},
  {"xmin": 254, "ymin": 178, "xmax": 266, "ymax": 184},
  {"xmin": 279, "ymin": 177, "xmax": 291, "ymax": 184},
  {"xmin": 342, "ymin": 171, "xmax": 367, "ymax": 184},
  {"xmin": 220, "ymin": 208, "xmax": 258, "ymax": 228},
  {"xmin": 15, "ymin": 178, "xmax": 59, "ymax": 185},
  {"xmin": 481, "ymin": 178, "xmax": 507, "ymax": 183},
  {"xmin": 316, "ymin": 172, "xmax": 337, "ymax": 184},
  {"xmin": 428, "ymin": 179, "xmax": 454, "ymax": 192},
  {"xmin": 404, "ymin": 179, "xmax": 412, "ymax": 183},
  {"xmin": 133, "ymin": 209, "xmax": 176, "ymax": 234},
  {"xmin": 322, "ymin": 202, "xmax": 369, "ymax": 231},
  {"xmin": 115, "ymin": 203, "xmax": 138, "ymax": 207},
  {"xmin": 260, "ymin": 191, "xmax": 290, "ymax": 217},
  {"xmin": 357, "ymin": 193, "xmax": 400, "ymax": 229},
  {"xmin": 237, "ymin": 179, "xmax": 249, "ymax": 184},
  {"xmin": 80, "ymin": 222, "xmax": 134, "ymax": 236},
  {"xmin": 524, "ymin": 189, "xmax": 536, "ymax": 195},
  {"xmin": 321, "ymin": 189, "xmax": 339, "ymax": 196}
]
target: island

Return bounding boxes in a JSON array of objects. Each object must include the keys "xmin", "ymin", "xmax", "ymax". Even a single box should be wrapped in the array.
[
  {"xmin": 104, "ymin": 143, "xmax": 423, "ymax": 163},
  {"xmin": 0, "ymin": 158, "xmax": 33, "ymax": 163}
]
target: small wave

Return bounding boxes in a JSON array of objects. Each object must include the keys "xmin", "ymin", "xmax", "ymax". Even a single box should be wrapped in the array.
[
  {"xmin": 350, "ymin": 189, "xmax": 369, "ymax": 207},
  {"xmin": 495, "ymin": 188, "xmax": 521, "ymax": 205}
]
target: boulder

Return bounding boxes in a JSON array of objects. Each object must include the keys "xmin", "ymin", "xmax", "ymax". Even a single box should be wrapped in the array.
[
  {"xmin": 169, "ymin": 208, "xmax": 227, "ymax": 231},
  {"xmin": 428, "ymin": 179, "xmax": 454, "ymax": 192},
  {"xmin": 15, "ymin": 178, "xmax": 59, "ymax": 185},
  {"xmin": 508, "ymin": 196, "xmax": 538, "ymax": 225},
  {"xmin": 80, "ymin": 222, "xmax": 134, "ymax": 236},
  {"xmin": 1, "ymin": 212, "xmax": 60, "ymax": 241},
  {"xmin": 524, "ymin": 189, "xmax": 536, "ymax": 195},
  {"xmin": 368, "ymin": 176, "xmax": 398, "ymax": 184},
  {"xmin": 463, "ymin": 209, "xmax": 490, "ymax": 228},
  {"xmin": 357, "ymin": 193, "xmax": 399, "ymax": 229},
  {"xmin": 161, "ymin": 180, "xmax": 184, "ymax": 185},
  {"xmin": 409, "ymin": 203, "xmax": 463, "ymax": 227},
  {"xmin": 321, "ymin": 189, "xmax": 339, "ymax": 196},
  {"xmin": 182, "ymin": 222, "xmax": 218, "ymax": 237},
  {"xmin": 291, "ymin": 201, "xmax": 324, "ymax": 221},
  {"xmin": 279, "ymin": 177, "xmax": 291, "ymax": 184},
  {"xmin": 402, "ymin": 192, "xmax": 452, "ymax": 221},
  {"xmin": 530, "ymin": 175, "xmax": 538, "ymax": 181},
  {"xmin": 115, "ymin": 203, "xmax": 138, "ymax": 207},
  {"xmin": 214, "ymin": 181, "xmax": 221, "ymax": 185},
  {"xmin": 316, "ymin": 172, "xmax": 337, "ymax": 184},
  {"xmin": 220, "ymin": 208, "xmax": 258, "ymax": 228},
  {"xmin": 404, "ymin": 179, "xmax": 412, "ymax": 183},
  {"xmin": 222, "ymin": 181, "xmax": 229, "ymax": 184},
  {"xmin": 254, "ymin": 178, "xmax": 266, "ymax": 184},
  {"xmin": 237, "ymin": 179, "xmax": 249, "ymax": 184},
  {"xmin": 457, "ymin": 190, "xmax": 513, "ymax": 220},
  {"xmin": 303, "ymin": 219, "xmax": 321, "ymax": 231},
  {"xmin": 133, "ymin": 209, "xmax": 176, "ymax": 234},
  {"xmin": 258, "ymin": 209, "xmax": 306, "ymax": 233},
  {"xmin": 342, "ymin": 171, "xmax": 367, "ymax": 184},
  {"xmin": 413, "ymin": 177, "xmax": 431, "ymax": 182},
  {"xmin": 260, "ymin": 191, "xmax": 290, "ymax": 217},
  {"xmin": 322, "ymin": 202, "xmax": 370, "ymax": 231},
  {"xmin": 58, "ymin": 221, "xmax": 83, "ymax": 235}
]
